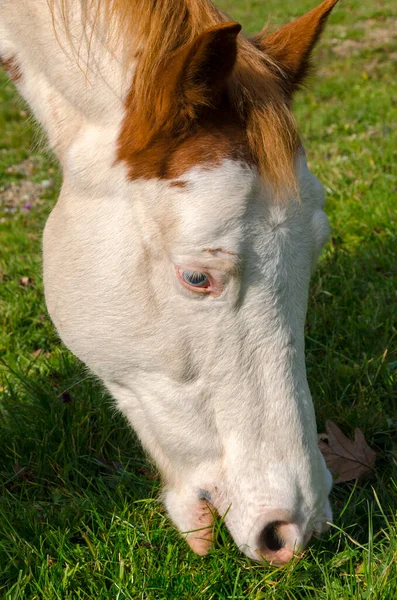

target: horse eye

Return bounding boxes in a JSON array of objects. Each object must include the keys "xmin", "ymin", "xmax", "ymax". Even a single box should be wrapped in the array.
[{"xmin": 181, "ymin": 270, "xmax": 209, "ymax": 287}]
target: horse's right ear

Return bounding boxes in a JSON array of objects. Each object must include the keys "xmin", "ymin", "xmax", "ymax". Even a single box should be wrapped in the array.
[
  {"xmin": 254, "ymin": 0, "xmax": 339, "ymax": 97},
  {"xmin": 152, "ymin": 22, "xmax": 241, "ymax": 134}
]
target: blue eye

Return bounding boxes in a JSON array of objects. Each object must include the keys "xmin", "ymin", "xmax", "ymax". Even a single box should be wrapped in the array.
[{"xmin": 181, "ymin": 270, "xmax": 209, "ymax": 287}]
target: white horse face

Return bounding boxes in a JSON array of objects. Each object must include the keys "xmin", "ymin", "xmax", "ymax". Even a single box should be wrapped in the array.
[
  {"xmin": 147, "ymin": 155, "xmax": 332, "ymax": 562},
  {"xmin": 44, "ymin": 150, "xmax": 331, "ymax": 563},
  {"xmin": 0, "ymin": 0, "xmax": 339, "ymax": 566}
]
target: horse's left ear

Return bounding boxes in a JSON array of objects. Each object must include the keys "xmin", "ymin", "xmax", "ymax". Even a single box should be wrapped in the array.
[{"xmin": 254, "ymin": 0, "xmax": 339, "ymax": 96}]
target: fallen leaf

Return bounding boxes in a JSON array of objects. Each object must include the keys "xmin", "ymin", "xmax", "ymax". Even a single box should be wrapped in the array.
[{"xmin": 318, "ymin": 420, "xmax": 376, "ymax": 483}]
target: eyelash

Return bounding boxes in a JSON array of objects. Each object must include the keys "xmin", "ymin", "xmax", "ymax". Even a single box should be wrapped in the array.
[
  {"xmin": 176, "ymin": 267, "xmax": 212, "ymax": 293},
  {"xmin": 181, "ymin": 270, "xmax": 210, "ymax": 288}
]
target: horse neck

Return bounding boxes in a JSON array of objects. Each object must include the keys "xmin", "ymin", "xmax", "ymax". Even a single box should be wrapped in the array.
[{"xmin": 1, "ymin": 0, "xmax": 137, "ymax": 160}]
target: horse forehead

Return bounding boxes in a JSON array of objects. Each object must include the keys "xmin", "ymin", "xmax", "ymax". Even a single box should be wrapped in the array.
[
  {"xmin": 170, "ymin": 160, "xmax": 257, "ymax": 235},
  {"xmin": 135, "ymin": 153, "xmax": 325, "ymax": 249}
]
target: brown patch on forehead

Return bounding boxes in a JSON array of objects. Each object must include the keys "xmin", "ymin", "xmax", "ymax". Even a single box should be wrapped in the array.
[
  {"xmin": 0, "ymin": 55, "xmax": 22, "ymax": 82},
  {"xmin": 169, "ymin": 180, "xmax": 188, "ymax": 188},
  {"xmin": 117, "ymin": 101, "xmax": 253, "ymax": 181}
]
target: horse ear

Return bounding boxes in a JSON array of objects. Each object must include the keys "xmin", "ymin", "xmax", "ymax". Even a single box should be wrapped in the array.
[
  {"xmin": 119, "ymin": 22, "xmax": 241, "ymax": 158},
  {"xmin": 157, "ymin": 22, "xmax": 241, "ymax": 126},
  {"xmin": 254, "ymin": 0, "xmax": 339, "ymax": 96}
]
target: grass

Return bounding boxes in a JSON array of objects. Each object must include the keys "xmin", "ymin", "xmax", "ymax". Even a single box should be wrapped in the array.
[{"xmin": 0, "ymin": 0, "xmax": 396, "ymax": 597}]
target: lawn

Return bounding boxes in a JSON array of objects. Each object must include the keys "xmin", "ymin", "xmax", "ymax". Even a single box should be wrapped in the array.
[{"xmin": 1, "ymin": 0, "xmax": 396, "ymax": 598}]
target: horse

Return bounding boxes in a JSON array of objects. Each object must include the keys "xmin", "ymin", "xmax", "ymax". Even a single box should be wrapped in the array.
[{"xmin": 0, "ymin": 0, "xmax": 339, "ymax": 565}]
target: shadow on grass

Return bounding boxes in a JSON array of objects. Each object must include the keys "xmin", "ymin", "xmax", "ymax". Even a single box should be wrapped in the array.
[
  {"xmin": 0, "ymin": 351, "xmax": 161, "ymax": 585},
  {"xmin": 307, "ymin": 228, "xmax": 397, "ymax": 556}
]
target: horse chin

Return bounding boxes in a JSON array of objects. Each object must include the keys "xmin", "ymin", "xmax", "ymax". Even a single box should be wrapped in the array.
[{"xmin": 164, "ymin": 488, "xmax": 215, "ymax": 555}]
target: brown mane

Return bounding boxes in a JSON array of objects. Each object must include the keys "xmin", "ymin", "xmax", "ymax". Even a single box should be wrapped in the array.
[{"xmin": 53, "ymin": 0, "xmax": 301, "ymax": 195}]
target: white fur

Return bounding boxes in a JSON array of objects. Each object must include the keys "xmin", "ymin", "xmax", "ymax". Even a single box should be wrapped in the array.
[{"xmin": 0, "ymin": 1, "xmax": 332, "ymax": 562}]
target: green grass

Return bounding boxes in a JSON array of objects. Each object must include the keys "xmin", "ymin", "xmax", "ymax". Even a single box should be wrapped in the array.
[{"xmin": 1, "ymin": 0, "xmax": 397, "ymax": 598}]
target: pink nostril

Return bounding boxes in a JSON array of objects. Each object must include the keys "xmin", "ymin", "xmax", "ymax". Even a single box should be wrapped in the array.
[
  {"xmin": 260, "ymin": 521, "xmax": 285, "ymax": 552},
  {"xmin": 258, "ymin": 521, "xmax": 302, "ymax": 566}
]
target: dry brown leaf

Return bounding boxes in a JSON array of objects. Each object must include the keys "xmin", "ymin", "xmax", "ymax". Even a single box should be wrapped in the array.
[{"xmin": 318, "ymin": 420, "xmax": 376, "ymax": 483}]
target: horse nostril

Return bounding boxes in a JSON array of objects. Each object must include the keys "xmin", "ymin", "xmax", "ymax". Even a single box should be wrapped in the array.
[{"xmin": 260, "ymin": 521, "xmax": 285, "ymax": 552}]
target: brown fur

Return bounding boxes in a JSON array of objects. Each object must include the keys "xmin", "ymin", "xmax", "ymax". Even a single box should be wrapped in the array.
[
  {"xmin": 123, "ymin": 23, "xmax": 242, "ymax": 151},
  {"xmin": 169, "ymin": 181, "xmax": 188, "ymax": 189},
  {"xmin": 255, "ymin": 0, "xmax": 340, "ymax": 95},
  {"xmin": 118, "ymin": 91, "xmax": 253, "ymax": 181},
  {"xmin": 52, "ymin": 0, "xmax": 338, "ymax": 195},
  {"xmin": 0, "ymin": 55, "xmax": 22, "ymax": 82},
  {"xmin": 203, "ymin": 248, "xmax": 238, "ymax": 256}
]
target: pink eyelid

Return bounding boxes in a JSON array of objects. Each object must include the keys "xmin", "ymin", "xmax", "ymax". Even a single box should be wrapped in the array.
[{"xmin": 175, "ymin": 267, "xmax": 224, "ymax": 296}]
